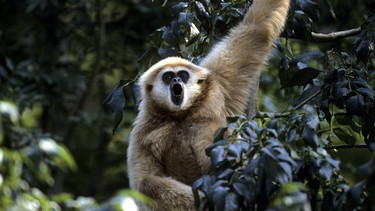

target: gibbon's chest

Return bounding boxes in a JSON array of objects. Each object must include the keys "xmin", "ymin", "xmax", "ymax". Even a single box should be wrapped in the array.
[
  {"xmin": 163, "ymin": 121, "xmax": 218, "ymax": 185},
  {"xmin": 147, "ymin": 118, "xmax": 225, "ymax": 185}
]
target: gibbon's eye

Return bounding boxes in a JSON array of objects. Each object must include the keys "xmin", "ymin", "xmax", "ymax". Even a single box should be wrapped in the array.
[
  {"xmin": 177, "ymin": 71, "xmax": 190, "ymax": 83},
  {"xmin": 197, "ymin": 79, "xmax": 204, "ymax": 84},
  {"xmin": 162, "ymin": 72, "xmax": 175, "ymax": 84}
]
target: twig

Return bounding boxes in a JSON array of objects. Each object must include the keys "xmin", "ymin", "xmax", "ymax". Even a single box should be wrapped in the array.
[
  {"xmin": 294, "ymin": 89, "xmax": 321, "ymax": 110},
  {"xmin": 325, "ymin": 144, "xmax": 368, "ymax": 150}
]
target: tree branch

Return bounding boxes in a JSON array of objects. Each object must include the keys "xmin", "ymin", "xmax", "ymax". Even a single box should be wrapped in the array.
[
  {"xmin": 310, "ymin": 27, "xmax": 362, "ymax": 42},
  {"xmin": 284, "ymin": 27, "xmax": 362, "ymax": 42}
]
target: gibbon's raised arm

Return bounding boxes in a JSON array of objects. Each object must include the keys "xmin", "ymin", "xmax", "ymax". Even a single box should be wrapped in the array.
[{"xmin": 200, "ymin": 0, "xmax": 290, "ymax": 116}]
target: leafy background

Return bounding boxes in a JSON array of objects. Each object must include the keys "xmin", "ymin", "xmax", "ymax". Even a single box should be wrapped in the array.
[{"xmin": 0, "ymin": 0, "xmax": 374, "ymax": 210}]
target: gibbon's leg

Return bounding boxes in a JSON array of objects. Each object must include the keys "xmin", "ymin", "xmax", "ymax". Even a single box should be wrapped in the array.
[{"xmin": 200, "ymin": 0, "xmax": 291, "ymax": 116}]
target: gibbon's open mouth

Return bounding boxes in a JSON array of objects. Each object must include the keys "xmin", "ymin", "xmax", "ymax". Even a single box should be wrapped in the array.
[{"xmin": 171, "ymin": 83, "xmax": 184, "ymax": 105}]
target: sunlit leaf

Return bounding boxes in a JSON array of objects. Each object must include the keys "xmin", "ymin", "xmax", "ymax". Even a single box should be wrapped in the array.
[
  {"xmin": 0, "ymin": 101, "xmax": 19, "ymax": 123},
  {"xmin": 38, "ymin": 138, "xmax": 77, "ymax": 171}
]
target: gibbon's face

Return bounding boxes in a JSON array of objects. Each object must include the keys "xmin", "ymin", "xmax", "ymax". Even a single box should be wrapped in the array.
[{"xmin": 140, "ymin": 57, "xmax": 209, "ymax": 112}]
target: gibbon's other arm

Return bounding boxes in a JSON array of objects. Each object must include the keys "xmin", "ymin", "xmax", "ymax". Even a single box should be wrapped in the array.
[
  {"xmin": 200, "ymin": 0, "xmax": 291, "ymax": 116},
  {"xmin": 127, "ymin": 141, "xmax": 196, "ymax": 210}
]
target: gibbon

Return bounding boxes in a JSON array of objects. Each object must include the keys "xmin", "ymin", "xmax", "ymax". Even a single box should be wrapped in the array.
[{"xmin": 127, "ymin": 0, "xmax": 291, "ymax": 210}]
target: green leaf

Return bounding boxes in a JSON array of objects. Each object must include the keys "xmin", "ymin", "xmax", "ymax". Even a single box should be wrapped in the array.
[
  {"xmin": 292, "ymin": 85, "xmax": 320, "ymax": 107},
  {"xmin": 227, "ymin": 141, "xmax": 249, "ymax": 160},
  {"xmin": 232, "ymin": 180, "xmax": 252, "ymax": 201},
  {"xmin": 270, "ymin": 182, "xmax": 309, "ymax": 210},
  {"xmin": 172, "ymin": 2, "xmax": 188, "ymax": 15},
  {"xmin": 359, "ymin": 159, "xmax": 374, "ymax": 178},
  {"xmin": 103, "ymin": 80, "xmax": 126, "ymax": 134},
  {"xmin": 298, "ymin": 0, "xmax": 319, "ymax": 21},
  {"xmin": 210, "ymin": 146, "xmax": 225, "ymax": 167},
  {"xmin": 356, "ymin": 87, "xmax": 374, "ymax": 100},
  {"xmin": 212, "ymin": 184, "xmax": 229, "ymax": 210},
  {"xmin": 333, "ymin": 127, "xmax": 356, "ymax": 145},
  {"xmin": 319, "ymin": 163, "xmax": 333, "ymax": 180},
  {"xmin": 302, "ymin": 127, "xmax": 319, "ymax": 148},
  {"xmin": 217, "ymin": 169, "xmax": 234, "ymax": 179},
  {"xmin": 334, "ymin": 113, "xmax": 361, "ymax": 132},
  {"xmin": 281, "ymin": 64, "xmax": 321, "ymax": 88},
  {"xmin": 5, "ymin": 57, "xmax": 14, "ymax": 70},
  {"xmin": 289, "ymin": 50, "xmax": 324, "ymax": 66},
  {"xmin": 158, "ymin": 46, "xmax": 179, "ymax": 58},
  {"xmin": 162, "ymin": 27, "xmax": 178, "ymax": 46},
  {"xmin": 346, "ymin": 94, "xmax": 365, "ymax": 116},
  {"xmin": 117, "ymin": 189, "xmax": 156, "ymax": 207},
  {"xmin": 178, "ymin": 12, "xmax": 193, "ymax": 28},
  {"xmin": 38, "ymin": 138, "xmax": 77, "ymax": 171},
  {"xmin": 224, "ymin": 192, "xmax": 238, "ymax": 211},
  {"xmin": 261, "ymin": 147, "xmax": 277, "ymax": 160},
  {"xmin": 194, "ymin": 1, "xmax": 210, "ymax": 19},
  {"xmin": 349, "ymin": 181, "xmax": 365, "ymax": 205},
  {"xmin": 52, "ymin": 192, "xmax": 74, "ymax": 203},
  {"xmin": 278, "ymin": 162, "xmax": 292, "ymax": 184}
]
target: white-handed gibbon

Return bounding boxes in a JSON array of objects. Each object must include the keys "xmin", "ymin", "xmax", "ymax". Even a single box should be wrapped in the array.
[{"xmin": 127, "ymin": 0, "xmax": 291, "ymax": 210}]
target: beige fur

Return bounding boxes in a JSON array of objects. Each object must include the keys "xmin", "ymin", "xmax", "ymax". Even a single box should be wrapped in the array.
[{"xmin": 127, "ymin": 0, "xmax": 291, "ymax": 210}]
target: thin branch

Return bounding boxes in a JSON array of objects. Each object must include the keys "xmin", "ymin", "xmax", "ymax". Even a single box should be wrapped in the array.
[
  {"xmin": 294, "ymin": 89, "xmax": 321, "ymax": 110},
  {"xmin": 284, "ymin": 27, "xmax": 362, "ymax": 42},
  {"xmin": 257, "ymin": 88, "xmax": 321, "ymax": 118},
  {"xmin": 311, "ymin": 27, "xmax": 362, "ymax": 42},
  {"xmin": 325, "ymin": 144, "xmax": 368, "ymax": 150}
]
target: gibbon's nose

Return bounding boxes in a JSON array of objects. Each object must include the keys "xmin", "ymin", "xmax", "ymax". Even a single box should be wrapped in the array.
[{"xmin": 173, "ymin": 78, "xmax": 182, "ymax": 83}]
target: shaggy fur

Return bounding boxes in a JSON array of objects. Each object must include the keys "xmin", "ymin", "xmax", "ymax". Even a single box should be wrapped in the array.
[{"xmin": 127, "ymin": 0, "xmax": 291, "ymax": 210}]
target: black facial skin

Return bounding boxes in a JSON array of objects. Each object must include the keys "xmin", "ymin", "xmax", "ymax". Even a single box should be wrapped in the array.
[{"xmin": 162, "ymin": 71, "xmax": 189, "ymax": 106}]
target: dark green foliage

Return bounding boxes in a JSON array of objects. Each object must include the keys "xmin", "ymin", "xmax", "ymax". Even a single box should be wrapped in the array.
[
  {"xmin": 320, "ymin": 51, "xmax": 375, "ymax": 151},
  {"xmin": 193, "ymin": 115, "xmax": 349, "ymax": 210}
]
